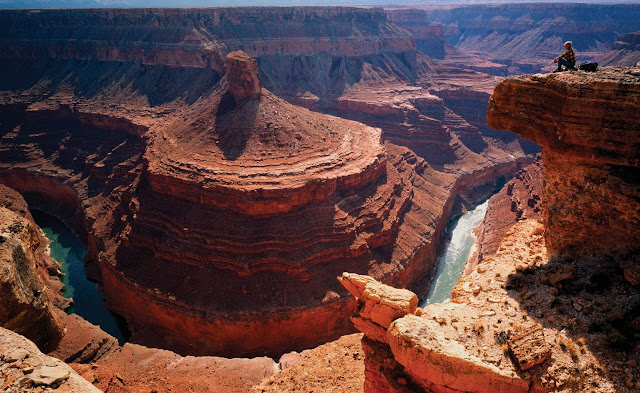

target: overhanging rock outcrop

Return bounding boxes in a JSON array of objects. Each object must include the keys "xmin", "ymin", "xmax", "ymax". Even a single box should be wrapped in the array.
[
  {"xmin": 338, "ymin": 273, "xmax": 540, "ymax": 393},
  {"xmin": 488, "ymin": 68, "xmax": 640, "ymax": 284}
]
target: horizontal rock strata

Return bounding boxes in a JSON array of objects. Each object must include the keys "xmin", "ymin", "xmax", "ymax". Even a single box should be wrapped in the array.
[
  {"xmin": 599, "ymin": 31, "xmax": 640, "ymax": 66},
  {"xmin": 416, "ymin": 3, "xmax": 640, "ymax": 72},
  {"xmin": 0, "ymin": 7, "xmax": 532, "ymax": 358},
  {"xmin": 488, "ymin": 67, "xmax": 640, "ymax": 282},
  {"xmin": 0, "ymin": 6, "xmax": 416, "ymax": 99}
]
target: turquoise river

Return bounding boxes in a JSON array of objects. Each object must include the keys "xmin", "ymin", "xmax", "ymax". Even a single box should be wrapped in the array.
[
  {"xmin": 31, "ymin": 196, "xmax": 489, "ymax": 341},
  {"xmin": 420, "ymin": 199, "xmax": 489, "ymax": 307},
  {"xmin": 32, "ymin": 211, "xmax": 129, "ymax": 344}
]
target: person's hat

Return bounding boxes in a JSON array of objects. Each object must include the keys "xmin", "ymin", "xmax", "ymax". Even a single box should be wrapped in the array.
[{"xmin": 564, "ymin": 41, "xmax": 572, "ymax": 47}]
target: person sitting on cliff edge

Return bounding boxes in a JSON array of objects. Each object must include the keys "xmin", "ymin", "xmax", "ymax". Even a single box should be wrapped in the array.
[{"xmin": 553, "ymin": 41, "xmax": 577, "ymax": 72}]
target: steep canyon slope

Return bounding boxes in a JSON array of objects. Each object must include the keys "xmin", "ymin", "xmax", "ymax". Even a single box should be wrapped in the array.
[
  {"xmin": 599, "ymin": 31, "xmax": 640, "ymax": 66},
  {"xmin": 0, "ymin": 7, "xmax": 533, "ymax": 359},
  {"xmin": 489, "ymin": 68, "xmax": 640, "ymax": 264}
]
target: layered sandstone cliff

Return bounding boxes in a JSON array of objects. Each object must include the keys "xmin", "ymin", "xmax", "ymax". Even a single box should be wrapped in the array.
[
  {"xmin": 599, "ymin": 31, "xmax": 640, "ymax": 66},
  {"xmin": 0, "ymin": 194, "xmax": 64, "ymax": 352},
  {"xmin": 0, "ymin": 45, "xmax": 513, "ymax": 358},
  {"xmin": 386, "ymin": 9, "xmax": 445, "ymax": 60},
  {"xmin": 0, "ymin": 184, "xmax": 281, "ymax": 392},
  {"xmin": 399, "ymin": 3, "xmax": 640, "ymax": 73},
  {"xmin": 339, "ymin": 67, "xmax": 640, "ymax": 393},
  {"xmin": 0, "ymin": 6, "xmax": 415, "ymax": 101},
  {"xmin": 488, "ymin": 68, "xmax": 640, "ymax": 281},
  {"xmin": 0, "ymin": 5, "xmax": 533, "ymax": 174}
]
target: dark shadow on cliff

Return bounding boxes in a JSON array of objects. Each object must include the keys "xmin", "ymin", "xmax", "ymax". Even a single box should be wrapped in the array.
[
  {"xmin": 0, "ymin": 58, "xmax": 221, "ymax": 107},
  {"xmin": 505, "ymin": 253, "xmax": 640, "ymax": 390},
  {"xmin": 11, "ymin": 109, "xmax": 144, "ymax": 199},
  {"xmin": 213, "ymin": 92, "xmax": 259, "ymax": 161},
  {"xmin": 257, "ymin": 52, "xmax": 417, "ymax": 103}
]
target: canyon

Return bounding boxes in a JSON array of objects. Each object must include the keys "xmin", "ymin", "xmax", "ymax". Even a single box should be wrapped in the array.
[
  {"xmin": 338, "ymin": 67, "xmax": 640, "ymax": 393},
  {"xmin": 388, "ymin": 3, "xmax": 640, "ymax": 73},
  {"xmin": 600, "ymin": 31, "xmax": 640, "ymax": 66},
  {"xmin": 0, "ymin": 3, "xmax": 638, "ymax": 393},
  {"xmin": 0, "ymin": 5, "xmax": 535, "ymax": 360}
]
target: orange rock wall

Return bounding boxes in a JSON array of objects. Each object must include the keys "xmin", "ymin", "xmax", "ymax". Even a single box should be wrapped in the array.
[
  {"xmin": 488, "ymin": 69, "xmax": 640, "ymax": 260},
  {"xmin": 0, "ymin": 188, "xmax": 65, "ymax": 352}
]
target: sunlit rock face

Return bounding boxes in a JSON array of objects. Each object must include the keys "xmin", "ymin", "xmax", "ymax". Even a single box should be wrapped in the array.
[
  {"xmin": 416, "ymin": 3, "xmax": 640, "ymax": 72},
  {"xmin": 488, "ymin": 67, "xmax": 640, "ymax": 283},
  {"xmin": 0, "ymin": 205, "xmax": 65, "ymax": 353},
  {"xmin": 0, "ymin": 327, "xmax": 101, "ymax": 393},
  {"xmin": 338, "ymin": 273, "xmax": 537, "ymax": 393}
]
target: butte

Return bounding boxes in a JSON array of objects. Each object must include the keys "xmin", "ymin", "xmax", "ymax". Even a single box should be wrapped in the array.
[{"xmin": 93, "ymin": 51, "xmax": 431, "ymax": 357}]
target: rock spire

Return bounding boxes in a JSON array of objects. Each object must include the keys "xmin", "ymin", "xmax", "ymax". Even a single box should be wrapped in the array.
[{"xmin": 225, "ymin": 51, "xmax": 262, "ymax": 104}]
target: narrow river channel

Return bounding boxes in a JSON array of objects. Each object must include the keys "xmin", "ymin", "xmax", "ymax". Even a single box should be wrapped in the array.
[
  {"xmin": 420, "ymin": 199, "xmax": 489, "ymax": 307},
  {"xmin": 32, "ymin": 211, "xmax": 129, "ymax": 344}
]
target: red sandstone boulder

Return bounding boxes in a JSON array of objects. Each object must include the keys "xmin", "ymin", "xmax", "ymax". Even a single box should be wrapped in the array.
[{"xmin": 339, "ymin": 273, "xmax": 417, "ymax": 330}]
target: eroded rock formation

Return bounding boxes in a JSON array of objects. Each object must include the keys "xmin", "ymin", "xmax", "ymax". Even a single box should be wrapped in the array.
[
  {"xmin": 338, "ymin": 272, "xmax": 540, "ymax": 393},
  {"xmin": 226, "ymin": 51, "xmax": 262, "ymax": 103},
  {"xmin": 0, "ymin": 200, "xmax": 64, "ymax": 352},
  {"xmin": 0, "ymin": 326, "xmax": 100, "ymax": 392},
  {"xmin": 0, "ymin": 7, "xmax": 532, "ymax": 359},
  {"xmin": 0, "ymin": 184, "xmax": 280, "ymax": 392},
  {"xmin": 341, "ymin": 132, "xmax": 640, "ymax": 391},
  {"xmin": 600, "ymin": 31, "xmax": 640, "ymax": 66},
  {"xmin": 488, "ymin": 68, "xmax": 640, "ymax": 283}
]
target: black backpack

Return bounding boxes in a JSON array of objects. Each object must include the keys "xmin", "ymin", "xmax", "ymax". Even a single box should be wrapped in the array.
[{"xmin": 579, "ymin": 62, "xmax": 598, "ymax": 72}]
